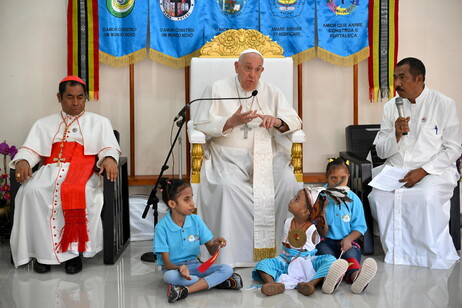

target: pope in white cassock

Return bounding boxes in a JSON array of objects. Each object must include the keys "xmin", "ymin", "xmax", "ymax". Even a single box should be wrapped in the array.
[
  {"xmin": 368, "ymin": 58, "xmax": 461, "ymax": 269},
  {"xmin": 10, "ymin": 76, "xmax": 121, "ymax": 274},
  {"xmin": 193, "ymin": 49, "xmax": 302, "ymax": 267}
]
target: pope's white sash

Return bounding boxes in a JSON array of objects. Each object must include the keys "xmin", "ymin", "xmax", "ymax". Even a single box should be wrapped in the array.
[{"xmin": 252, "ymin": 128, "xmax": 276, "ymax": 260}]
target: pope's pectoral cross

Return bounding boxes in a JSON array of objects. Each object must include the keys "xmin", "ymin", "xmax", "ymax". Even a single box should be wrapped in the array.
[{"xmin": 240, "ymin": 124, "xmax": 252, "ymax": 139}]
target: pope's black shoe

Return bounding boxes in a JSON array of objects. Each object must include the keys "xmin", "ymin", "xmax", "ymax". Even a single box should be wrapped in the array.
[
  {"xmin": 33, "ymin": 260, "xmax": 51, "ymax": 274},
  {"xmin": 65, "ymin": 256, "xmax": 82, "ymax": 274}
]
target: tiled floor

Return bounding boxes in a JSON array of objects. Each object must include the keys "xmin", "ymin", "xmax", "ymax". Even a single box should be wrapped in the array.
[{"xmin": 0, "ymin": 237, "xmax": 460, "ymax": 308}]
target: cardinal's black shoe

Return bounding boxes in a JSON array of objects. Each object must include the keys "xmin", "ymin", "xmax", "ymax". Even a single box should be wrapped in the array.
[
  {"xmin": 65, "ymin": 256, "xmax": 82, "ymax": 274},
  {"xmin": 33, "ymin": 260, "xmax": 51, "ymax": 273}
]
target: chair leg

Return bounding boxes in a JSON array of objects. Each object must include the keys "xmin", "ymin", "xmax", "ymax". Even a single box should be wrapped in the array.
[
  {"xmin": 449, "ymin": 183, "xmax": 460, "ymax": 250},
  {"xmin": 361, "ymin": 198, "xmax": 375, "ymax": 255}
]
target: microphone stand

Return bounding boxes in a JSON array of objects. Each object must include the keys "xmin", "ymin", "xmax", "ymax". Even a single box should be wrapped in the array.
[
  {"xmin": 140, "ymin": 90, "xmax": 258, "ymax": 262},
  {"xmin": 140, "ymin": 115, "xmax": 187, "ymax": 263}
]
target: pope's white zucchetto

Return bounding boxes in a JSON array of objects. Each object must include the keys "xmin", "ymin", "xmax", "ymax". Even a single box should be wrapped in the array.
[{"xmin": 239, "ymin": 48, "xmax": 263, "ymax": 57}]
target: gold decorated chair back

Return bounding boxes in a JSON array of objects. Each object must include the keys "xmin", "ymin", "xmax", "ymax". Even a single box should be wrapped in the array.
[{"xmin": 190, "ymin": 29, "xmax": 295, "ymax": 117}]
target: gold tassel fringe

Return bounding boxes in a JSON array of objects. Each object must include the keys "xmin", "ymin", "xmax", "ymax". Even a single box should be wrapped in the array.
[
  {"xmin": 253, "ymin": 247, "xmax": 276, "ymax": 261},
  {"xmin": 291, "ymin": 47, "xmax": 316, "ymax": 66},
  {"xmin": 149, "ymin": 48, "xmax": 201, "ymax": 69},
  {"xmin": 317, "ymin": 46, "xmax": 370, "ymax": 67},
  {"xmin": 99, "ymin": 49, "xmax": 147, "ymax": 68}
]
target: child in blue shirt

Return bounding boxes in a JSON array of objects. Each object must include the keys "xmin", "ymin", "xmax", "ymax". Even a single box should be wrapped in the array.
[
  {"xmin": 154, "ymin": 178, "xmax": 242, "ymax": 303},
  {"xmin": 315, "ymin": 157, "xmax": 377, "ymax": 294}
]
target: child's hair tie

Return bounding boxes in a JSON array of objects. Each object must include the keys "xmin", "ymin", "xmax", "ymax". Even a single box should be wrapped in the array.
[{"xmin": 328, "ymin": 157, "xmax": 349, "ymax": 166}]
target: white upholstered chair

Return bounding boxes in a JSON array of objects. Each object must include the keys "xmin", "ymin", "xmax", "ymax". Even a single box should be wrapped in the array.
[{"xmin": 187, "ymin": 29, "xmax": 305, "ymax": 202}]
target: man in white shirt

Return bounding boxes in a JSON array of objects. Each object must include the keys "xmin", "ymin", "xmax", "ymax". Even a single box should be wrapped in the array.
[
  {"xmin": 193, "ymin": 49, "xmax": 302, "ymax": 267},
  {"xmin": 11, "ymin": 76, "xmax": 121, "ymax": 274},
  {"xmin": 368, "ymin": 58, "xmax": 461, "ymax": 269}
]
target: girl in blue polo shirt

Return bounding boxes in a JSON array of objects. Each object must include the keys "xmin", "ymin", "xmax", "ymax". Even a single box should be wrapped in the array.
[
  {"xmin": 154, "ymin": 178, "xmax": 242, "ymax": 303},
  {"xmin": 315, "ymin": 157, "xmax": 377, "ymax": 294}
]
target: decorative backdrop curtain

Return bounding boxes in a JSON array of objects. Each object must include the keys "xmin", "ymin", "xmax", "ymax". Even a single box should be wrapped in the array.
[
  {"xmin": 68, "ymin": 1, "xmax": 395, "ymax": 79},
  {"xmin": 317, "ymin": 0, "xmax": 370, "ymax": 66},
  {"xmin": 99, "ymin": 0, "xmax": 148, "ymax": 67},
  {"xmin": 67, "ymin": 0, "xmax": 99, "ymax": 100},
  {"xmin": 260, "ymin": 0, "xmax": 316, "ymax": 65},
  {"xmin": 368, "ymin": 0, "xmax": 399, "ymax": 102}
]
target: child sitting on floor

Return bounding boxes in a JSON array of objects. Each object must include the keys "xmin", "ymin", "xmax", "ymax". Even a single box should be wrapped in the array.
[
  {"xmin": 252, "ymin": 186, "xmax": 351, "ymax": 296},
  {"xmin": 154, "ymin": 178, "xmax": 242, "ymax": 303},
  {"xmin": 315, "ymin": 157, "xmax": 377, "ymax": 294}
]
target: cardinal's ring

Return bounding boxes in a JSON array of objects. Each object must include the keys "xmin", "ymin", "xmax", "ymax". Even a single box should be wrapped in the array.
[{"xmin": 16, "ymin": 173, "xmax": 21, "ymax": 177}]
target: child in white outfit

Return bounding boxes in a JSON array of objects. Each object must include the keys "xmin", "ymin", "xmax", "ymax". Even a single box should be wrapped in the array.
[{"xmin": 252, "ymin": 187, "xmax": 350, "ymax": 296}]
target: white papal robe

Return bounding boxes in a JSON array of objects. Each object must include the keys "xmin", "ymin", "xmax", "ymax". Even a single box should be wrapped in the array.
[
  {"xmin": 193, "ymin": 77, "xmax": 302, "ymax": 267},
  {"xmin": 368, "ymin": 87, "xmax": 461, "ymax": 269},
  {"xmin": 10, "ymin": 111, "xmax": 120, "ymax": 267}
]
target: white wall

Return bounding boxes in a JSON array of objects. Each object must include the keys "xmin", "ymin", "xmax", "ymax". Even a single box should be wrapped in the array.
[{"xmin": 2, "ymin": 1, "xmax": 462, "ymax": 179}]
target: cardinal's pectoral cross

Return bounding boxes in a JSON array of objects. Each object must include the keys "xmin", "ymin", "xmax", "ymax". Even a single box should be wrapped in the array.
[
  {"xmin": 54, "ymin": 156, "xmax": 66, "ymax": 166},
  {"xmin": 240, "ymin": 124, "xmax": 252, "ymax": 139}
]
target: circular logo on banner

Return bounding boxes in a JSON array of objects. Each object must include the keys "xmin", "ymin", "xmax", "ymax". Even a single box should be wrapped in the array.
[
  {"xmin": 160, "ymin": 0, "xmax": 195, "ymax": 21},
  {"xmin": 327, "ymin": 0, "xmax": 358, "ymax": 15},
  {"xmin": 217, "ymin": 0, "xmax": 245, "ymax": 16},
  {"xmin": 107, "ymin": 0, "xmax": 135, "ymax": 18},
  {"xmin": 269, "ymin": 0, "xmax": 304, "ymax": 18}
]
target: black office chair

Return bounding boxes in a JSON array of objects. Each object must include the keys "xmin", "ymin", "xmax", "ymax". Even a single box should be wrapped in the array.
[
  {"xmin": 340, "ymin": 124, "xmax": 460, "ymax": 254},
  {"xmin": 9, "ymin": 130, "xmax": 130, "ymax": 265}
]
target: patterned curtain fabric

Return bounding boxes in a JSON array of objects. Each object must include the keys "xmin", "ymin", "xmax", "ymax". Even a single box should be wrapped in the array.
[
  {"xmin": 67, "ymin": 0, "xmax": 100, "ymax": 100},
  {"xmin": 368, "ymin": 0, "xmax": 399, "ymax": 102}
]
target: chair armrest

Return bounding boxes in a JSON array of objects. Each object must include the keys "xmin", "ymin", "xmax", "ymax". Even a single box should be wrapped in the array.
[
  {"xmin": 187, "ymin": 120, "xmax": 206, "ymax": 144},
  {"xmin": 102, "ymin": 156, "xmax": 130, "ymax": 264},
  {"xmin": 289, "ymin": 129, "xmax": 306, "ymax": 143}
]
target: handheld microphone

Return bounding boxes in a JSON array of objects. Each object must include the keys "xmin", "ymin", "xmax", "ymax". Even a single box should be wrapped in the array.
[
  {"xmin": 395, "ymin": 97, "xmax": 408, "ymax": 135},
  {"xmin": 173, "ymin": 89, "xmax": 258, "ymax": 121}
]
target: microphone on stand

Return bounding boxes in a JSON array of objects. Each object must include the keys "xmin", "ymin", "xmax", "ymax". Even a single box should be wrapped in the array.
[
  {"xmin": 173, "ymin": 89, "xmax": 258, "ymax": 121},
  {"xmin": 395, "ymin": 96, "xmax": 408, "ymax": 135}
]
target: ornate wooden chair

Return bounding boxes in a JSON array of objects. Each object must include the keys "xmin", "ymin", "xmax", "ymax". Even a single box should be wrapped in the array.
[{"xmin": 187, "ymin": 29, "xmax": 306, "ymax": 200}]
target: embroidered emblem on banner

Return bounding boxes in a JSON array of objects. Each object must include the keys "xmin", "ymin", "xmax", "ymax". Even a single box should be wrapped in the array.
[
  {"xmin": 217, "ymin": 0, "xmax": 244, "ymax": 16},
  {"xmin": 107, "ymin": 0, "xmax": 135, "ymax": 18},
  {"xmin": 269, "ymin": 0, "xmax": 304, "ymax": 17},
  {"xmin": 327, "ymin": 0, "xmax": 358, "ymax": 15},
  {"xmin": 160, "ymin": 0, "xmax": 195, "ymax": 21}
]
